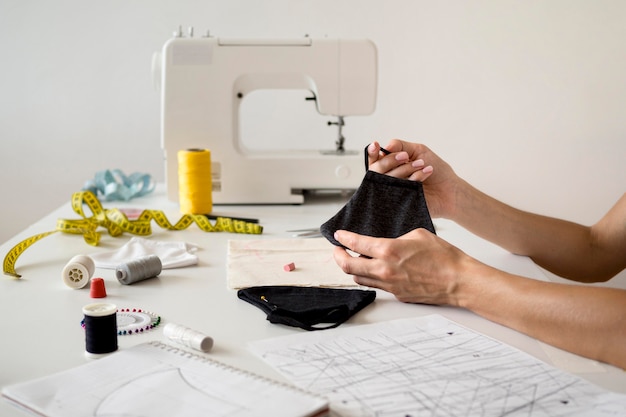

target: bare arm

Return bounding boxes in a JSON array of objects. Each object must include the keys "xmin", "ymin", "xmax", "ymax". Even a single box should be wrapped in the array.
[
  {"xmin": 460, "ymin": 254, "xmax": 626, "ymax": 369},
  {"xmin": 452, "ymin": 185, "xmax": 626, "ymax": 282},
  {"xmin": 333, "ymin": 229, "xmax": 626, "ymax": 369}
]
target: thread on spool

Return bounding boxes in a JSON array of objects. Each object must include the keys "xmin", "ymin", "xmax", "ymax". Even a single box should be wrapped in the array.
[
  {"xmin": 163, "ymin": 322, "xmax": 214, "ymax": 352},
  {"xmin": 83, "ymin": 303, "xmax": 118, "ymax": 357},
  {"xmin": 62, "ymin": 255, "xmax": 95, "ymax": 289},
  {"xmin": 115, "ymin": 255, "xmax": 162, "ymax": 285},
  {"xmin": 178, "ymin": 148, "xmax": 213, "ymax": 214}
]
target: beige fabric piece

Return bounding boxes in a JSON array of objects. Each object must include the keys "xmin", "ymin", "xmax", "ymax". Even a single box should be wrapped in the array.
[{"xmin": 227, "ymin": 238, "xmax": 358, "ymax": 289}]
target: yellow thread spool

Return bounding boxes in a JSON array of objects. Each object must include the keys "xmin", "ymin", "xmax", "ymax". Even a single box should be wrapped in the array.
[{"xmin": 178, "ymin": 149, "xmax": 213, "ymax": 214}]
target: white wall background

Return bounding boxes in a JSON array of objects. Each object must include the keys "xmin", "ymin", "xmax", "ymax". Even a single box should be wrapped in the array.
[{"xmin": 1, "ymin": 0, "xmax": 625, "ymax": 244}]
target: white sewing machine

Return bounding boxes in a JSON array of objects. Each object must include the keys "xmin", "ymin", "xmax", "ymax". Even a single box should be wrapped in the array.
[{"xmin": 155, "ymin": 29, "xmax": 377, "ymax": 204}]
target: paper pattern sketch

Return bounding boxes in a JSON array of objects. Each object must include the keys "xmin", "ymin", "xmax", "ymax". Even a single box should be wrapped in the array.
[
  {"xmin": 250, "ymin": 314, "xmax": 626, "ymax": 417},
  {"xmin": 2, "ymin": 342, "xmax": 328, "ymax": 417},
  {"xmin": 227, "ymin": 238, "xmax": 357, "ymax": 289}
]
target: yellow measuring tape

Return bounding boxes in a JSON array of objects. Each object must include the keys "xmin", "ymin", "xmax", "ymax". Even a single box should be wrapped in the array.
[{"xmin": 3, "ymin": 190, "xmax": 263, "ymax": 278}]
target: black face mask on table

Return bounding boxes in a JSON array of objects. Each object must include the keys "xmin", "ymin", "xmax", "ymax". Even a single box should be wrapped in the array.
[{"xmin": 237, "ymin": 286, "xmax": 376, "ymax": 331}]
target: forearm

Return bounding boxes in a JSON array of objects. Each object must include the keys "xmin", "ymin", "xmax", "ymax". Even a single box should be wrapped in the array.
[
  {"xmin": 459, "ymin": 262, "xmax": 626, "ymax": 369},
  {"xmin": 449, "ymin": 181, "xmax": 606, "ymax": 281}
]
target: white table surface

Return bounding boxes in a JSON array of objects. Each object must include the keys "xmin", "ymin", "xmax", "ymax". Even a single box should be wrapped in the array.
[{"xmin": 1, "ymin": 188, "xmax": 624, "ymax": 416}]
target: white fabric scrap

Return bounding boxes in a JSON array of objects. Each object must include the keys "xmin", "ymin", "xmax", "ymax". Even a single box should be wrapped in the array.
[
  {"xmin": 227, "ymin": 238, "xmax": 358, "ymax": 289},
  {"xmin": 90, "ymin": 237, "xmax": 198, "ymax": 269}
]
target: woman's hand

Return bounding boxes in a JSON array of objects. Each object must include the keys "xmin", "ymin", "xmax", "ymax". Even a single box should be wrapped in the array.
[
  {"xmin": 366, "ymin": 139, "xmax": 464, "ymax": 219},
  {"xmin": 332, "ymin": 228, "xmax": 479, "ymax": 306}
]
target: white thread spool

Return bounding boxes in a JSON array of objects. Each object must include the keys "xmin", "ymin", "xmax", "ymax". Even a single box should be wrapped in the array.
[
  {"xmin": 163, "ymin": 322, "xmax": 213, "ymax": 352},
  {"xmin": 62, "ymin": 255, "xmax": 95, "ymax": 289},
  {"xmin": 115, "ymin": 255, "xmax": 162, "ymax": 285}
]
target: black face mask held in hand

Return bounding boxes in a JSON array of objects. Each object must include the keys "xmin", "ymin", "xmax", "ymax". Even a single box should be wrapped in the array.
[
  {"xmin": 320, "ymin": 167, "xmax": 436, "ymax": 248},
  {"xmin": 237, "ymin": 286, "xmax": 376, "ymax": 331}
]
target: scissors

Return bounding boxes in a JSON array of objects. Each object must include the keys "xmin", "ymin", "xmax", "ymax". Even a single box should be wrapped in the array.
[{"xmin": 287, "ymin": 228, "xmax": 322, "ymax": 238}]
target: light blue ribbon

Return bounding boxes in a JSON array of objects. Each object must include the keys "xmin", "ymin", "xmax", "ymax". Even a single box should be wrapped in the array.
[{"xmin": 82, "ymin": 169, "xmax": 155, "ymax": 201}]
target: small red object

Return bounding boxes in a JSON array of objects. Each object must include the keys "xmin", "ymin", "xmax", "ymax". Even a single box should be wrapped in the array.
[
  {"xmin": 283, "ymin": 262, "xmax": 296, "ymax": 272},
  {"xmin": 89, "ymin": 277, "xmax": 107, "ymax": 298}
]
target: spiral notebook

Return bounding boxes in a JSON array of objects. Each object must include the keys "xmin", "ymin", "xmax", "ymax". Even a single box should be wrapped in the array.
[{"xmin": 2, "ymin": 341, "xmax": 329, "ymax": 417}]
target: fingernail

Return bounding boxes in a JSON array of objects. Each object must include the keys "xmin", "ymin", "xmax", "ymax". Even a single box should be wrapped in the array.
[
  {"xmin": 412, "ymin": 159, "xmax": 425, "ymax": 168},
  {"xmin": 395, "ymin": 151, "xmax": 409, "ymax": 162},
  {"xmin": 368, "ymin": 143, "xmax": 377, "ymax": 153}
]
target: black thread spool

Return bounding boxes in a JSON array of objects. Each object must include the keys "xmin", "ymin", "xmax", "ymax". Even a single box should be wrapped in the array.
[
  {"xmin": 116, "ymin": 255, "xmax": 162, "ymax": 285},
  {"xmin": 83, "ymin": 303, "xmax": 118, "ymax": 358}
]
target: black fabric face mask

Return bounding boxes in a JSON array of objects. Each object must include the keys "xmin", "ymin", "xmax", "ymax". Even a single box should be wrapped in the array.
[
  {"xmin": 320, "ymin": 168, "xmax": 436, "ymax": 248},
  {"xmin": 237, "ymin": 286, "xmax": 376, "ymax": 331}
]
